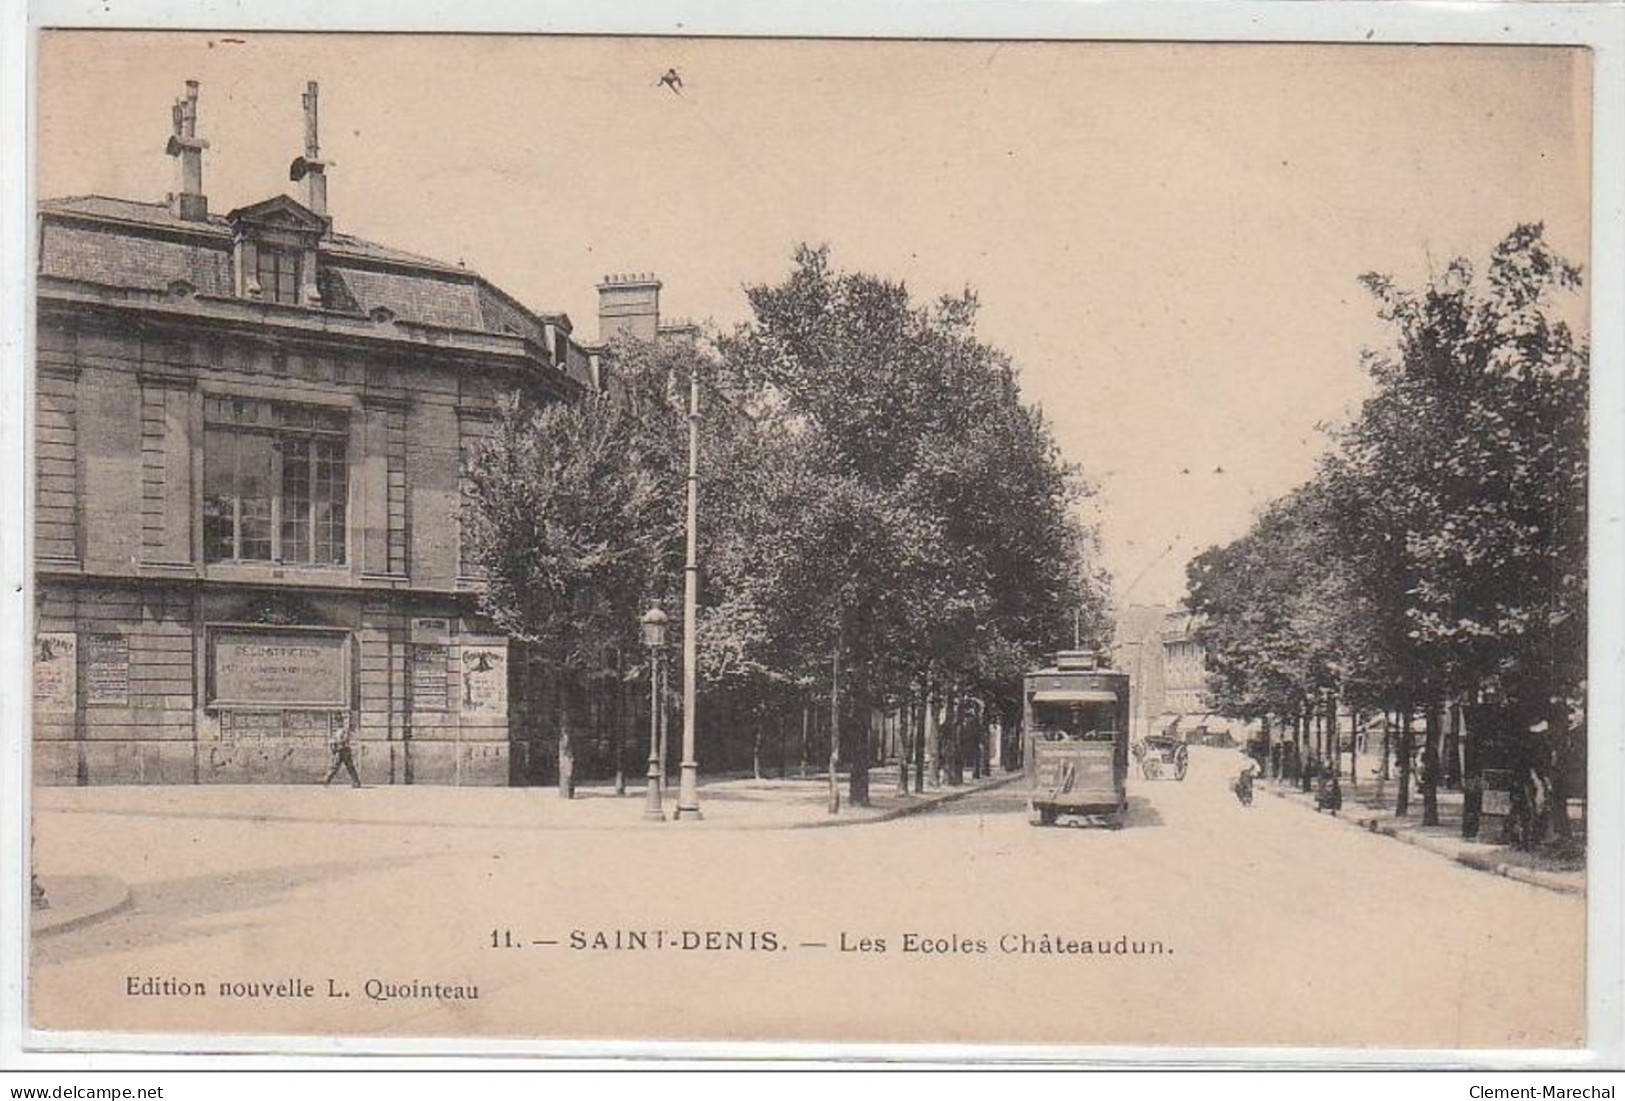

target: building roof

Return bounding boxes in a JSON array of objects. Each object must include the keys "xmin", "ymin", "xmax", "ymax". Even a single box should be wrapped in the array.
[{"xmin": 37, "ymin": 194, "xmax": 574, "ymax": 348}]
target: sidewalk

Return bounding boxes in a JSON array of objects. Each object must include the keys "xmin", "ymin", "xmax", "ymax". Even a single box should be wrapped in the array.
[
  {"xmin": 31, "ymin": 768, "xmax": 1020, "ymax": 833},
  {"xmin": 30, "ymin": 769, "xmax": 1021, "ymax": 936},
  {"xmin": 1264, "ymin": 775, "xmax": 1585, "ymax": 896}
]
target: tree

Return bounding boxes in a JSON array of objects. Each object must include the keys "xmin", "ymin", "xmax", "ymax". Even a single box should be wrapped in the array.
[
  {"xmin": 468, "ymin": 245, "xmax": 1113, "ymax": 807},
  {"xmin": 720, "ymin": 245, "xmax": 1110, "ymax": 803},
  {"xmin": 462, "ymin": 348, "xmax": 686, "ymax": 795},
  {"xmin": 1190, "ymin": 225, "xmax": 1587, "ymax": 842},
  {"xmin": 1349, "ymin": 224, "xmax": 1587, "ymax": 836}
]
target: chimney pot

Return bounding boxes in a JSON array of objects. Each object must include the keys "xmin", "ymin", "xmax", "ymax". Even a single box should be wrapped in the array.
[
  {"xmin": 166, "ymin": 79, "xmax": 209, "ymax": 220},
  {"xmin": 289, "ymin": 80, "xmax": 331, "ymax": 223}
]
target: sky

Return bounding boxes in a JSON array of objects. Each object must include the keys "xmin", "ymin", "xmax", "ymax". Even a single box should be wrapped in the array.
[{"xmin": 33, "ymin": 33, "xmax": 1593, "ymax": 608}]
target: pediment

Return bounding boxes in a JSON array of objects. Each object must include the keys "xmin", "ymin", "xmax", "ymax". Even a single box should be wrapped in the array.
[{"xmin": 225, "ymin": 194, "xmax": 328, "ymax": 235}]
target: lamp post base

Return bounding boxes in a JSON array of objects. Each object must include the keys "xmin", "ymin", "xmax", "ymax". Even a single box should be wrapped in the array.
[
  {"xmin": 673, "ymin": 761, "xmax": 702, "ymax": 820},
  {"xmin": 643, "ymin": 761, "xmax": 665, "ymax": 822}
]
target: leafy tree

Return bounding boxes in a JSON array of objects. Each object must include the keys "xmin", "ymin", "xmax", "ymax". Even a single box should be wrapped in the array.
[
  {"xmin": 469, "ymin": 245, "xmax": 1112, "ymax": 808},
  {"xmin": 462, "ymin": 343, "xmax": 687, "ymax": 795},
  {"xmin": 1190, "ymin": 225, "xmax": 1586, "ymax": 842},
  {"xmin": 1348, "ymin": 224, "xmax": 1587, "ymax": 834},
  {"xmin": 721, "ymin": 245, "xmax": 1110, "ymax": 803}
]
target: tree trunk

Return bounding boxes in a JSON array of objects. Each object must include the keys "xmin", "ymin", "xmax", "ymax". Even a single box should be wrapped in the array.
[
  {"xmin": 1545, "ymin": 699, "xmax": 1574, "ymax": 842},
  {"xmin": 926, "ymin": 691, "xmax": 941, "ymax": 789},
  {"xmin": 1421, "ymin": 703, "xmax": 1442, "ymax": 826},
  {"xmin": 897, "ymin": 698, "xmax": 912, "ymax": 796},
  {"xmin": 611, "ymin": 675, "xmax": 626, "ymax": 797},
  {"xmin": 944, "ymin": 691, "xmax": 963, "ymax": 787},
  {"xmin": 1328, "ymin": 690, "xmax": 1341, "ymax": 779},
  {"xmin": 1380, "ymin": 710, "xmax": 1392, "ymax": 782},
  {"xmin": 1343, "ymin": 695, "xmax": 1356, "ymax": 788},
  {"xmin": 915, "ymin": 680, "xmax": 928, "ymax": 793},
  {"xmin": 971, "ymin": 703, "xmax": 985, "ymax": 780},
  {"xmin": 849, "ymin": 697, "xmax": 871, "ymax": 808},
  {"xmin": 556, "ymin": 671, "xmax": 575, "ymax": 799},
  {"xmin": 827, "ymin": 646, "xmax": 842, "ymax": 815},
  {"xmin": 1299, "ymin": 708, "xmax": 1312, "ymax": 793},
  {"xmin": 800, "ymin": 703, "xmax": 811, "ymax": 779},
  {"xmin": 1395, "ymin": 703, "xmax": 1413, "ymax": 817},
  {"xmin": 998, "ymin": 697, "xmax": 1018, "ymax": 772},
  {"xmin": 1443, "ymin": 703, "xmax": 1462, "ymax": 789},
  {"xmin": 1312, "ymin": 698, "xmax": 1323, "ymax": 773},
  {"xmin": 1460, "ymin": 704, "xmax": 1482, "ymax": 839},
  {"xmin": 778, "ymin": 706, "xmax": 788, "ymax": 780},
  {"xmin": 753, "ymin": 723, "xmax": 763, "ymax": 782}
]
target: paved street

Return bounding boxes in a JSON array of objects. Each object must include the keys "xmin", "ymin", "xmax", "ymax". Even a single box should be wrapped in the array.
[{"xmin": 29, "ymin": 747, "xmax": 1584, "ymax": 1049}]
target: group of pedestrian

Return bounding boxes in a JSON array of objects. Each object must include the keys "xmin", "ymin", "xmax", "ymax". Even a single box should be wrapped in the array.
[
  {"xmin": 1269, "ymin": 739, "xmax": 1307, "ymax": 783},
  {"xmin": 1258, "ymin": 737, "xmax": 1345, "ymax": 811}
]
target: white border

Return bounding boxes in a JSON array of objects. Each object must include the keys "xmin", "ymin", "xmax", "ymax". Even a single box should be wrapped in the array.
[{"xmin": 3, "ymin": 0, "xmax": 1622, "ymax": 1074}]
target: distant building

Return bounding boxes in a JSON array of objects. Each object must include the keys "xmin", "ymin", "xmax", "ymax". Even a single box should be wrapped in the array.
[
  {"xmin": 1161, "ymin": 610, "xmax": 1209, "ymax": 718},
  {"xmin": 1111, "ymin": 604, "xmax": 1172, "ymax": 738},
  {"xmin": 30, "ymin": 79, "xmax": 635, "ymax": 787}
]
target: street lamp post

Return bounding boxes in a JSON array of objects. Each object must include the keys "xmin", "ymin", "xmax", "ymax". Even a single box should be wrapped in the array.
[
  {"xmin": 675, "ymin": 368, "xmax": 703, "ymax": 820},
  {"xmin": 641, "ymin": 608, "xmax": 669, "ymax": 822}
]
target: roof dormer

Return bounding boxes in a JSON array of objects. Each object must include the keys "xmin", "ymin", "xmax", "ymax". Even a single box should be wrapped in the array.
[{"xmin": 225, "ymin": 194, "xmax": 328, "ymax": 307}]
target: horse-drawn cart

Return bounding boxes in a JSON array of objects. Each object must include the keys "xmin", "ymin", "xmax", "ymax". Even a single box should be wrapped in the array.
[{"xmin": 1132, "ymin": 735, "xmax": 1189, "ymax": 781}]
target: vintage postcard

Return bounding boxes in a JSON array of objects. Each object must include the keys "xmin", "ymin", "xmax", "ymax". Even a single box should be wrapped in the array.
[{"xmin": 7, "ymin": 7, "xmax": 1623, "ymax": 1068}]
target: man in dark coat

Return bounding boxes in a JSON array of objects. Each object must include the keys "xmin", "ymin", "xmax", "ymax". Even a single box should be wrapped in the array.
[{"xmin": 322, "ymin": 717, "xmax": 362, "ymax": 788}]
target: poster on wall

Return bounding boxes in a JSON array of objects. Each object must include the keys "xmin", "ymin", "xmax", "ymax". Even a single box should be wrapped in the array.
[
  {"xmin": 459, "ymin": 644, "xmax": 506, "ymax": 718},
  {"xmin": 210, "ymin": 630, "xmax": 348, "ymax": 708},
  {"xmin": 32, "ymin": 633, "xmax": 76, "ymax": 714},
  {"xmin": 411, "ymin": 643, "xmax": 449, "ymax": 711},
  {"xmin": 84, "ymin": 633, "xmax": 129, "ymax": 707}
]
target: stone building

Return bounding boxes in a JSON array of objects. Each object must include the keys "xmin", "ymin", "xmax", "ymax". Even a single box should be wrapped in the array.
[
  {"xmin": 1111, "ymin": 603, "xmax": 1172, "ymax": 739},
  {"xmin": 1160, "ymin": 611, "xmax": 1209, "ymax": 719},
  {"xmin": 30, "ymin": 80, "xmax": 618, "ymax": 786}
]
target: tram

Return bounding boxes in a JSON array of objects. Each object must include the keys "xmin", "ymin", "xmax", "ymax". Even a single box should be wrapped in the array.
[{"xmin": 1023, "ymin": 651, "xmax": 1131, "ymax": 828}]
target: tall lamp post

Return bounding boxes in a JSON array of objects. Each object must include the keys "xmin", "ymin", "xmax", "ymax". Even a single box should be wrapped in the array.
[
  {"xmin": 641, "ymin": 608, "xmax": 669, "ymax": 822},
  {"xmin": 675, "ymin": 367, "xmax": 703, "ymax": 820}
]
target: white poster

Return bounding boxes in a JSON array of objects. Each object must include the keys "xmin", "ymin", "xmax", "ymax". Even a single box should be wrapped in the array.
[
  {"xmin": 32, "ymin": 632, "xmax": 76, "ymax": 714},
  {"xmin": 459, "ymin": 644, "xmax": 506, "ymax": 718}
]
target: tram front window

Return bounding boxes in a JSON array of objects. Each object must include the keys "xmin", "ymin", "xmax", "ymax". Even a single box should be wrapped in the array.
[{"xmin": 1032, "ymin": 701, "xmax": 1118, "ymax": 741}]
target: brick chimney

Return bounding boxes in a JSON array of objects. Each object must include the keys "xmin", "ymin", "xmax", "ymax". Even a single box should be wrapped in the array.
[
  {"xmin": 288, "ymin": 81, "xmax": 332, "ymax": 223},
  {"xmin": 597, "ymin": 273, "xmax": 662, "ymax": 343},
  {"xmin": 164, "ymin": 80, "xmax": 209, "ymax": 221}
]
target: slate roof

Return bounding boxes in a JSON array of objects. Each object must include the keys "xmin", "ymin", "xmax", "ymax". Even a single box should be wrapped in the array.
[{"xmin": 37, "ymin": 194, "xmax": 569, "ymax": 346}]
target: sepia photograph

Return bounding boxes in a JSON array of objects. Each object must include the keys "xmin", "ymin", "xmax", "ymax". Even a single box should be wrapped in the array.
[{"xmin": 5, "ymin": 6, "xmax": 1622, "ymax": 1070}]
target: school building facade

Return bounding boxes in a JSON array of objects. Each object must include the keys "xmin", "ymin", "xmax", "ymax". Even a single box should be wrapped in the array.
[{"xmin": 30, "ymin": 80, "xmax": 671, "ymax": 787}]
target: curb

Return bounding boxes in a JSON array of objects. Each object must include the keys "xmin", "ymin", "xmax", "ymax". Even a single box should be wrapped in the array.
[
  {"xmin": 1451, "ymin": 850, "xmax": 1587, "ymax": 896},
  {"xmin": 35, "ymin": 774, "xmax": 1026, "ymax": 835},
  {"xmin": 1267, "ymin": 785, "xmax": 1584, "ymax": 896},
  {"xmin": 784, "ymin": 772, "xmax": 1024, "ymax": 829},
  {"xmin": 30, "ymin": 875, "xmax": 132, "ymax": 937}
]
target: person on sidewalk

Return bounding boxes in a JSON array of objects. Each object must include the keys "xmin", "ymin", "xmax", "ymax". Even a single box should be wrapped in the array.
[
  {"xmin": 1316, "ymin": 770, "xmax": 1343, "ymax": 815},
  {"xmin": 322, "ymin": 716, "xmax": 362, "ymax": 788}
]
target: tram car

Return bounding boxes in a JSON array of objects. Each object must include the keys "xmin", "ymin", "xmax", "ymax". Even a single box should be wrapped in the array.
[{"xmin": 1023, "ymin": 651, "xmax": 1131, "ymax": 827}]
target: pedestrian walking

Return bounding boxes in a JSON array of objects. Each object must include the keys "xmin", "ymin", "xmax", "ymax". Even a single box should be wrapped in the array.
[
  {"xmin": 322, "ymin": 717, "xmax": 362, "ymax": 788},
  {"xmin": 1316, "ymin": 770, "xmax": 1342, "ymax": 815},
  {"xmin": 1232, "ymin": 766, "xmax": 1255, "ymax": 807}
]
